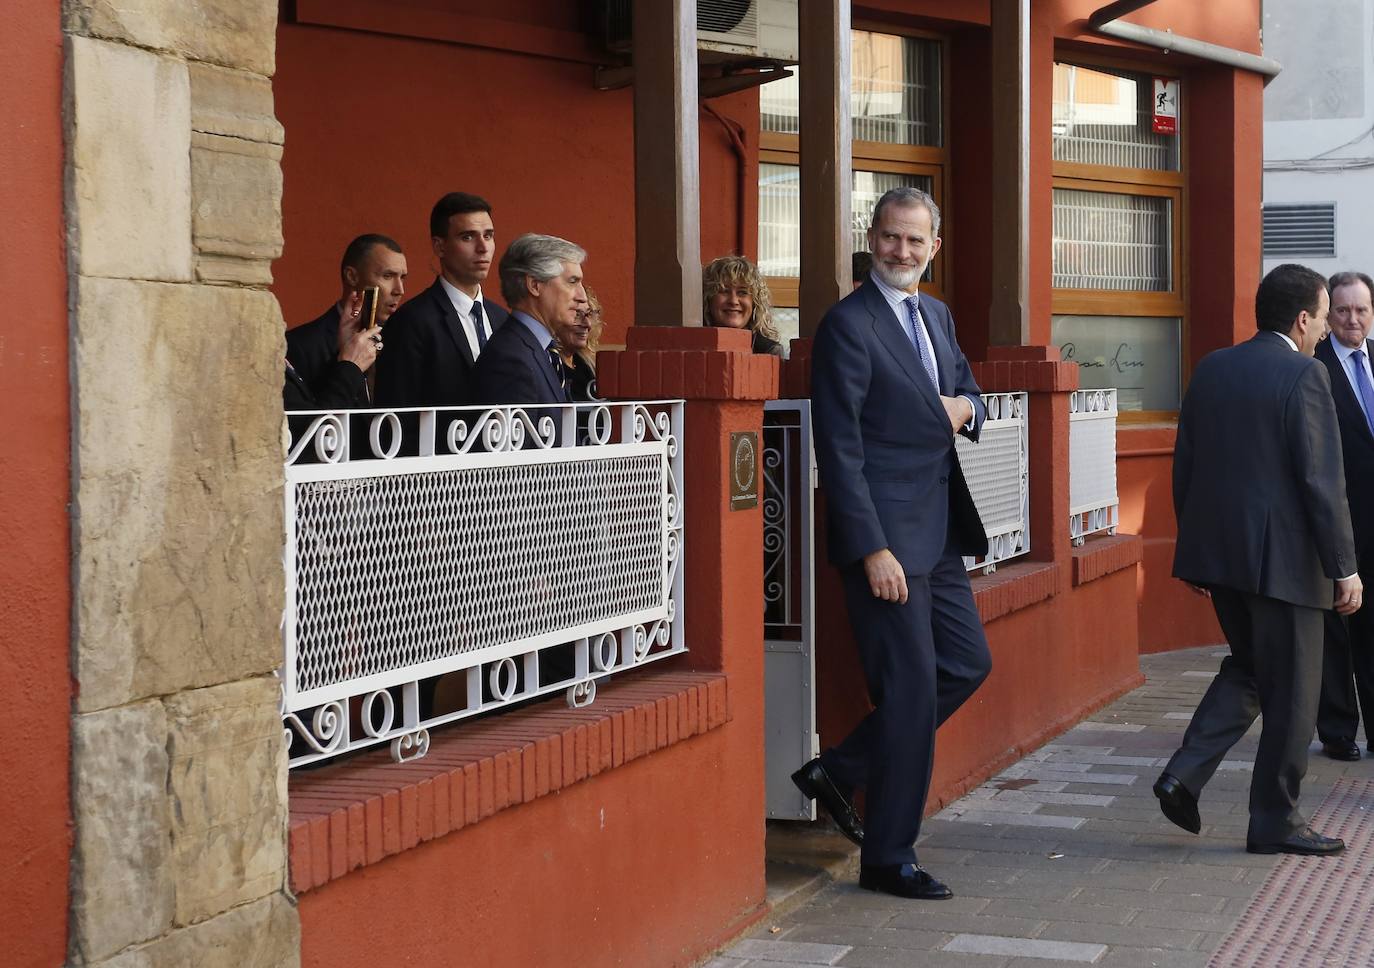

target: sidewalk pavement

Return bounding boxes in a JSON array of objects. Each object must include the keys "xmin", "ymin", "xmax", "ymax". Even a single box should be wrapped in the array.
[{"xmin": 711, "ymin": 644, "xmax": 1374, "ymax": 968}]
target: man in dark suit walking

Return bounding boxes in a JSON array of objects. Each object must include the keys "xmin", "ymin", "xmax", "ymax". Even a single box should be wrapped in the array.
[
  {"xmin": 1154, "ymin": 263, "xmax": 1361, "ymax": 856},
  {"xmin": 797, "ymin": 187, "xmax": 991, "ymax": 901},
  {"xmin": 374, "ymin": 192, "xmax": 510, "ymax": 409},
  {"xmin": 286, "ymin": 234, "xmax": 407, "ymax": 405},
  {"xmin": 475, "ymin": 233, "xmax": 587, "ymax": 409},
  {"xmin": 1313, "ymin": 271, "xmax": 1374, "ymax": 761}
]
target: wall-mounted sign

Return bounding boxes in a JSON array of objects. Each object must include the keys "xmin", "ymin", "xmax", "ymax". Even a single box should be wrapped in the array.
[
  {"xmin": 729, "ymin": 431, "xmax": 758, "ymax": 511},
  {"xmin": 1152, "ymin": 77, "xmax": 1179, "ymax": 135}
]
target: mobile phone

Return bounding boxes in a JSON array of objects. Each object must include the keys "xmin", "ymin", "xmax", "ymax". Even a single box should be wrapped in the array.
[{"xmin": 359, "ymin": 285, "xmax": 380, "ymax": 329}]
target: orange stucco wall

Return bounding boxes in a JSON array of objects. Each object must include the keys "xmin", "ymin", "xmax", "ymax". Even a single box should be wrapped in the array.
[
  {"xmin": 0, "ymin": 1, "xmax": 72, "ymax": 965},
  {"xmin": 273, "ymin": 13, "xmax": 758, "ymax": 348}
]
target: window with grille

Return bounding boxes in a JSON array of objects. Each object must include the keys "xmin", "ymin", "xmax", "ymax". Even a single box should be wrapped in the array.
[
  {"xmin": 1262, "ymin": 203, "xmax": 1336, "ymax": 258},
  {"xmin": 1051, "ymin": 61, "xmax": 1185, "ymax": 417},
  {"xmin": 759, "ymin": 29, "xmax": 947, "ymax": 346}
]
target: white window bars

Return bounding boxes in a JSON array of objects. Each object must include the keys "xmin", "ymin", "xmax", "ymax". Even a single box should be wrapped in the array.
[
  {"xmin": 957, "ymin": 392, "xmax": 1031, "ymax": 574},
  {"xmin": 280, "ymin": 401, "xmax": 685, "ymax": 769},
  {"xmin": 1069, "ymin": 388, "xmax": 1120, "ymax": 544}
]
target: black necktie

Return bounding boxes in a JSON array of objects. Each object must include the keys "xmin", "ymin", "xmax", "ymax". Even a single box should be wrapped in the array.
[
  {"xmin": 547, "ymin": 345, "xmax": 569, "ymax": 393},
  {"xmin": 472, "ymin": 302, "xmax": 488, "ymax": 351}
]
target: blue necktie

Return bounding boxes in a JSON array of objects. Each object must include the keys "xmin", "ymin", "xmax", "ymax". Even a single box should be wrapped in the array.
[
  {"xmin": 1353, "ymin": 349, "xmax": 1374, "ymax": 434},
  {"xmin": 903, "ymin": 295, "xmax": 940, "ymax": 391}
]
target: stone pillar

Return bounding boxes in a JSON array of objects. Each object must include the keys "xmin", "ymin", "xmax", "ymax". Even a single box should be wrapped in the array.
[
  {"xmin": 797, "ymin": 0, "xmax": 852, "ymax": 338},
  {"xmin": 64, "ymin": 2, "xmax": 298, "ymax": 965}
]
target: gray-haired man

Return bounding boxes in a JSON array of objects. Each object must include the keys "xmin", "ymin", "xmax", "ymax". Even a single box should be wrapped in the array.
[{"xmin": 474, "ymin": 233, "xmax": 588, "ymax": 406}]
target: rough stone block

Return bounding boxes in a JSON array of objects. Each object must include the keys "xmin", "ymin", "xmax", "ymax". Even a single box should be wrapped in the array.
[
  {"xmin": 95, "ymin": 893, "xmax": 300, "ymax": 968},
  {"xmin": 72, "ymin": 277, "xmax": 286, "ymax": 712},
  {"xmin": 189, "ymin": 62, "xmax": 284, "ymax": 145},
  {"xmin": 66, "ymin": 0, "xmax": 278, "ymax": 76},
  {"xmin": 165, "ymin": 678, "xmax": 287, "ymax": 926},
  {"xmin": 192, "ymin": 132, "xmax": 283, "ymax": 284},
  {"xmin": 69, "ymin": 702, "xmax": 174, "ymax": 963},
  {"xmin": 68, "ymin": 35, "xmax": 192, "ymax": 282}
]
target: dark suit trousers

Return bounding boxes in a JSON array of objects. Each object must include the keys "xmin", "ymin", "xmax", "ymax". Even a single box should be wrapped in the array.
[
  {"xmin": 819, "ymin": 547, "xmax": 991, "ymax": 867},
  {"xmin": 1316, "ymin": 599, "xmax": 1374, "ymax": 744},
  {"xmin": 1165, "ymin": 588, "xmax": 1322, "ymax": 843}
]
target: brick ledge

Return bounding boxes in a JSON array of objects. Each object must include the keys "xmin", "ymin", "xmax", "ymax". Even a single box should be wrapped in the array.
[
  {"xmin": 972, "ymin": 560, "xmax": 1061, "ymax": 623},
  {"xmin": 287, "ymin": 670, "xmax": 729, "ymax": 894},
  {"xmin": 1072, "ymin": 533, "xmax": 1144, "ymax": 586}
]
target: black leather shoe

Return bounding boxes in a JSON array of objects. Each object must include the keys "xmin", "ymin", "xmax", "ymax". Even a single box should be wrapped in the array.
[
  {"xmin": 1247, "ymin": 827, "xmax": 1345, "ymax": 856},
  {"xmin": 859, "ymin": 863, "xmax": 952, "ymax": 900},
  {"xmin": 791, "ymin": 758, "xmax": 863, "ymax": 847},
  {"xmin": 1153, "ymin": 773, "xmax": 1201, "ymax": 834},
  {"xmin": 1322, "ymin": 739, "xmax": 1361, "ymax": 761}
]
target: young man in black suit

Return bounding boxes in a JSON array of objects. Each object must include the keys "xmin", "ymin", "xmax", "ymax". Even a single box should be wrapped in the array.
[
  {"xmin": 474, "ymin": 233, "xmax": 587, "ymax": 408},
  {"xmin": 374, "ymin": 192, "xmax": 510, "ymax": 409},
  {"xmin": 286, "ymin": 234, "xmax": 407, "ymax": 406},
  {"xmin": 1314, "ymin": 271, "xmax": 1374, "ymax": 761},
  {"xmin": 800, "ymin": 187, "xmax": 991, "ymax": 901},
  {"xmin": 1155, "ymin": 263, "xmax": 1361, "ymax": 856}
]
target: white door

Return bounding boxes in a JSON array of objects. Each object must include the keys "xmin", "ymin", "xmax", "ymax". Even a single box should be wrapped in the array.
[{"xmin": 762, "ymin": 400, "xmax": 819, "ymax": 820}]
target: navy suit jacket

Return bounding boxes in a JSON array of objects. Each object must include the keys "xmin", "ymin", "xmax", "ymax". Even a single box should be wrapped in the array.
[
  {"xmin": 374, "ymin": 278, "xmax": 509, "ymax": 408},
  {"xmin": 1174, "ymin": 331, "xmax": 1355, "ymax": 609},
  {"xmin": 286, "ymin": 304, "xmax": 370, "ymax": 408},
  {"xmin": 1316, "ymin": 336, "xmax": 1374, "ymax": 567},
  {"xmin": 811, "ymin": 281, "xmax": 987, "ymax": 576},
  {"xmin": 473, "ymin": 314, "xmax": 571, "ymax": 406}
]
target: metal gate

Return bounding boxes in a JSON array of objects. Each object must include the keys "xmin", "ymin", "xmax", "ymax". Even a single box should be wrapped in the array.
[{"xmin": 762, "ymin": 400, "xmax": 819, "ymax": 820}]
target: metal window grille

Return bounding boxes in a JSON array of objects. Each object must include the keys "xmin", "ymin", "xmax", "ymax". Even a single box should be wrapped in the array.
[
  {"xmin": 1262, "ymin": 203, "xmax": 1336, "ymax": 258},
  {"xmin": 1052, "ymin": 63, "xmax": 1180, "ymax": 171},
  {"xmin": 281, "ymin": 402, "xmax": 685, "ymax": 768},
  {"xmin": 761, "ymin": 32, "xmax": 942, "ymax": 146},
  {"xmin": 1069, "ymin": 389, "xmax": 1119, "ymax": 543},
  {"xmin": 758, "ymin": 163, "xmax": 933, "ymax": 279},
  {"xmin": 1053, "ymin": 189, "xmax": 1172, "ymax": 292},
  {"xmin": 957, "ymin": 393, "xmax": 1030, "ymax": 573}
]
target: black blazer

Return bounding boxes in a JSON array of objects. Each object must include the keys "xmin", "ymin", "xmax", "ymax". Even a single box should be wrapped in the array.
[
  {"xmin": 283, "ymin": 360, "xmax": 367, "ymax": 411},
  {"xmin": 373, "ymin": 278, "xmax": 509, "ymax": 408},
  {"xmin": 811, "ymin": 281, "xmax": 987, "ymax": 575},
  {"xmin": 286, "ymin": 305, "xmax": 370, "ymax": 408},
  {"xmin": 1317, "ymin": 337, "xmax": 1374, "ymax": 566},
  {"xmin": 473, "ymin": 315, "xmax": 572, "ymax": 406},
  {"xmin": 1174, "ymin": 331, "xmax": 1356, "ymax": 609}
]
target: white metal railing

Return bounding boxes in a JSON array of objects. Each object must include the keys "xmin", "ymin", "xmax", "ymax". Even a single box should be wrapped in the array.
[
  {"xmin": 1069, "ymin": 388, "xmax": 1119, "ymax": 544},
  {"xmin": 280, "ymin": 401, "xmax": 685, "ymax": 768},
  {"xmin": 957, "ymin": 392, "xmax": 1030, "ymax": 574}
]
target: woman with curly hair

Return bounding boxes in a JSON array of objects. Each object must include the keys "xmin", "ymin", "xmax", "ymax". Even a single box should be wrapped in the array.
[{"xmin": 702, "ymin": 255, "xmax": 785, "ymax": 357}]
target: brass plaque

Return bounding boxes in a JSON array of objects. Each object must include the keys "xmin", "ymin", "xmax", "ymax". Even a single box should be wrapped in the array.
[{"xmin": 729, "ymin": 431, "xmax": 759, "ymax": 511}]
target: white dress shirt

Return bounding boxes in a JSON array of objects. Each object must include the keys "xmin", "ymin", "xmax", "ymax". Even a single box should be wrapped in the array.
[
  {"xmin": 439, "ymin": 276, "xmax": 492, "ymax": 359},
  {"xmin": 870, "ymin": 275, "xmax": 977, "ymax": 429},
  {"xmin": 1331, "ymin": 335, "xmax": 1374, "ymax": 402}
]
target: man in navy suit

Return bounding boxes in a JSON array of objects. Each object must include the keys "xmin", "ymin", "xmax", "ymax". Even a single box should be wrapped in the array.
[
  {"xmin": 1314, "ymin": 271, "xmax": 1374, "ymax": 761},
  {"xmin": 286, "ymin": 234, "xmax": 407, "ymax": 406},
  {"xmin": 375, "ymin": 192, "xmax": 510, "ymax": 409},
  {"xmin": 475, "ymin": 233, "xmax": 587, "ymax": 409},
  {"xmin": 1154, "ymin": 263, "xmax": 1359, "ymax": 857},
  {"xmin": 795, "ymin": 187, "xmax": 991, "ymax": 900}
]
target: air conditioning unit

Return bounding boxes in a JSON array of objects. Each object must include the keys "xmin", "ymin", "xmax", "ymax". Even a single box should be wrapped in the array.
[{"xmin": 603, "ymin": 0, "xmax": 798, "ymax": 64}]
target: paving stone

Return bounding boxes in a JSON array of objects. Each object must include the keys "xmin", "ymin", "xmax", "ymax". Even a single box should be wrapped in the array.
[
  {"xmin": 1091, "ymin": 952, "xmax": 1208, "ymax": 968},
  {"xmin": 944, "ymin": 935, "xmax": 1108, "ymax": 962},
  {"xmin": 944, "ymin": 811, "xmax": 1087, "ymax": 830},
  {"xmin": 839, "ymin": 948, "xmax": 1012, "ymax": 967},
  {"xmin": 781, "ymin": 924, "xmax": 949, "ymax": 950},
  {"xmin": 1035, "ymin": 923, "xmax": 1203, "ymax": 950},
  {"xmin": 1073, "ymin": 723, "xmax": 1147, "ymax": 733},
  {"xmin": 730, "ymin": 939, "xmax": 853, "ymax": 965},
  {"xmin": 981, "ymin": 899, "xmax": 1136, "ymax": 926},
  {"xmin": 1126, "ymin": 909, "xmax": 1239, "ymax": 933}
]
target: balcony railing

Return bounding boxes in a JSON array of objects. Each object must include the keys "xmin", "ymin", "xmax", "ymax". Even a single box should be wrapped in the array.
[
  {"xmin": 1069, "ymin": 388, "xmax": 1120, "ymax": 544},
  {"xmin": 958, "ymin": 392, "xmax": 1030, "ymax": 574},
  {"xmin": 280, "ymin": 401, "xmax": 685, "ymax": 768}
]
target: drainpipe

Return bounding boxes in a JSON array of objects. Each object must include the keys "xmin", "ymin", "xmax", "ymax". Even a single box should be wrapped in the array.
[{"xmin": 1088, "ymin": 0, "xmax": 1283, "ymax": 79}]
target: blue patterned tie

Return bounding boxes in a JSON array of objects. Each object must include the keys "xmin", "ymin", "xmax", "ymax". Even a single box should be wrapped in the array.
[
  {"xmin": 1353, "ymin": 349, "xmax": 1374, "ymax": 434},
  {"xmin": 904, "ymin": 295, "xmax": 940, "ymax": 391},
  {"xmin": 472, "ymin": 303, "xmax": 489, "ymax": 350}
]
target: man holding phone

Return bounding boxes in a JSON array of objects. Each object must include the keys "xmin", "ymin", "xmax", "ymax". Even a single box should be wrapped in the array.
[{"xmin": 287, "ymin": 233, "xmax": 409, "ymax": 406}]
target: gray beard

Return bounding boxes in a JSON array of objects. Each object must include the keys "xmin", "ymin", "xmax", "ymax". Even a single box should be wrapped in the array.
[{"xmin": 872, "ymin": 260, "xmax": 923, "ymax": 291}]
